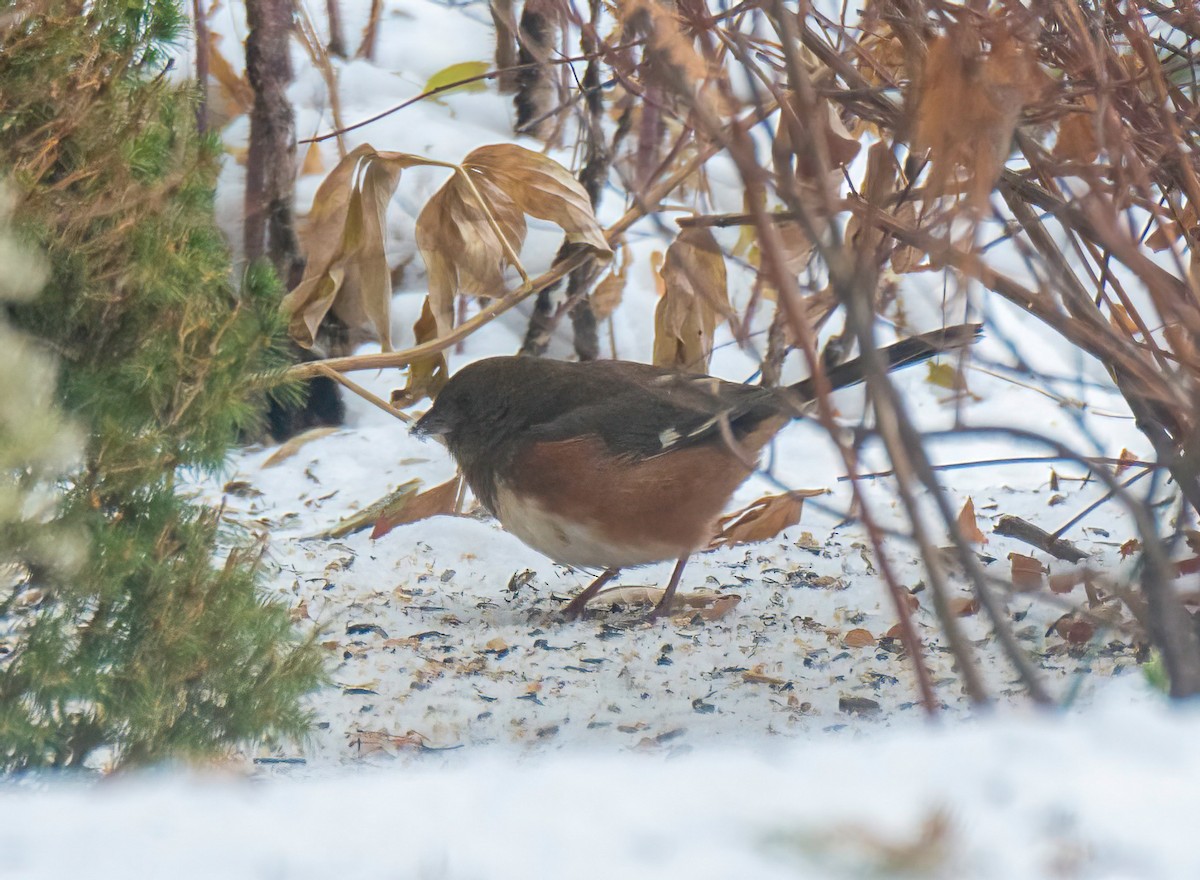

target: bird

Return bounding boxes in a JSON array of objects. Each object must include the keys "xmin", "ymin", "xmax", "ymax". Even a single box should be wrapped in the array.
[{"xmin": 413, "ymin": 324, "xmax": 979, "ymax": 620}]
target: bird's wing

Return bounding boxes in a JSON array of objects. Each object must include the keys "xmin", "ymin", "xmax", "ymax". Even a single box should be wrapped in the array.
[{"xmin": 528, "ymin": 360, "xmax": 777, "ymax": 459}]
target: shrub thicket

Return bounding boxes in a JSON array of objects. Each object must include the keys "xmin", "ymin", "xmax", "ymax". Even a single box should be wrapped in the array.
[{"xmin": 0, "ymin": 1, "xmax": 323, "ymax": 770}]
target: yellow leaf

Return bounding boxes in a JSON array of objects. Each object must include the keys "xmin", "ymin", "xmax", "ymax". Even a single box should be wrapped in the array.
[
  {"xmin": 422, "ymin": 60, "xmax": 490, "ymax": 97},
  {"xmin": 301, "ymin": 140, "xmax": 324, "ymax": 176}
]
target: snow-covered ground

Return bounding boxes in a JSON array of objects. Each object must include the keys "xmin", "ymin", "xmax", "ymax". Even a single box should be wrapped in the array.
[
  {"xmin": 5, "ymin": 686, "xmax": 1199, "ymax": 879},
  {"xmin": 3, "ymin": 1, "xmax": 1193, "ymax": 877}
]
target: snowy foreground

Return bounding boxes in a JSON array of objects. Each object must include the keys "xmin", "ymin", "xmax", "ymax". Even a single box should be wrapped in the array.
[{"xmin": 3, "ymin": 687, "xmax": 1197, "ymax": 879}]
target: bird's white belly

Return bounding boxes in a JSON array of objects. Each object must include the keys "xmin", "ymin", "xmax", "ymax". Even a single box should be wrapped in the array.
[{"xmin": 492, "ymin": 483, "xmax": 678, "ymax": 569}]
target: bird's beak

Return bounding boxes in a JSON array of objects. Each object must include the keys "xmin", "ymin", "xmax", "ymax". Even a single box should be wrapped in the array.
[{"xmin": 412, "ymin": 407, "xmax": 448, "ymax": 440}]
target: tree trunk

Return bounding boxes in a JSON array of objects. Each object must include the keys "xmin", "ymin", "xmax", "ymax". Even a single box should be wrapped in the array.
[{"xmin": 244, "ymin": 0, "xmax": 303, "ymax": 287}]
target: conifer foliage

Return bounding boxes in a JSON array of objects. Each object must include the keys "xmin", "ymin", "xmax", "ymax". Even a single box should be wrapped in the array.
[{"xmin": 0, "ymin": 1, "xmax": 323, "ymax": 770}]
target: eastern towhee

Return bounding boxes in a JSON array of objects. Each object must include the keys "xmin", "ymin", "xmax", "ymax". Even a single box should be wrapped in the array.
[{"xmin": 413, "ymin": 324, "xmax": 979, "ymax": 619}]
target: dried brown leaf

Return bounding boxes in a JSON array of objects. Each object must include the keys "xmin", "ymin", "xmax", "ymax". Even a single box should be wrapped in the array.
[
  {"xmin": 949, "ymin": 596, "xmax": 980, "ymax": 617},
  {"xmin": 1008, "ymin": 551, "xmax": 1047, "ymax": 593},
  {"xmin": 310, "ymin": 480, "xmax": 422, "ymax": 539},
  {"xmin": 301, "ymin": 140, "xmax": 325, "ymax": 176},
  {"xmin": 207, "ymin": 39, "xmax": 254, "ymax": 115},
  {"xmin": 371, "ymin": 474, "xmax": 462, "ymax": 539},
  {"xmin": 653, "ymin": 226, "xmax": 730, "ymax": 372},
  {"xmin": 956, "ymin": 497, "xmax": 988, "ymax": 544},
  {"xmin": 590, "ymin": 241, "xmax": 630, "ymax": 321},
  {"xmin": 1052, "ymin": 103, "xmax": 1099, "ymax": 165},
  {"xmin": 413, "ymin": 144, "xmax": 610, "ymax": 366},
  {"xmin": 910, "ymin": 21, "xmax": 1047, "ymax": 210},
  {"xmin": 261, "ymin": 426, "xmax": 339, "ymax": 468},
  {"xmin": 712, "ymin": 489, "xmax": 826, "ymax": 549},
  {"xmin": 282, "ymin": 144, "xmax": 426, "ymax": 349},
  {"xmin": 395, "ymin": 297, "xmax": 450, "ymax": 406},
  {"xmin": 1115, "ymin": 448, "xmax": 1137, "ymax": 476},
  {"xmin": 843, "ymin": 628, "xmax": 876, "ymax": 648}
]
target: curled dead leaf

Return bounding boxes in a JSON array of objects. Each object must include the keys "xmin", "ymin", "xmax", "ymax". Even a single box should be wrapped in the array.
[
  {"xmin": 282, "ymin": 144, "xmax": 425, "ymax": 351},
  {"xmin": 712, "ymin": 489, "xmax": 826, "ymax": 549},
  {"xmin": 653, "ymin": 226, "xmax": 730, "ymax": 372},
  {"xmin": 371, "ymin": 474, "xmax": 462, "ymax": 539}
]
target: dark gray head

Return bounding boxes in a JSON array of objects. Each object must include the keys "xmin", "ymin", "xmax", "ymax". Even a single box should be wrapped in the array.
[{"xmin": 411, "ymin": 356, "xmax": 524, "ymax": 455}]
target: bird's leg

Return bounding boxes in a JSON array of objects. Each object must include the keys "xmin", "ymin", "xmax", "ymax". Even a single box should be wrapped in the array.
[
  {"xmin": 561, "ymin": 568, "xmax": 621, "ymax": 619},
  {"xmin": 646, "ymin": 555, "xmax": 689, "ymax": 620}
]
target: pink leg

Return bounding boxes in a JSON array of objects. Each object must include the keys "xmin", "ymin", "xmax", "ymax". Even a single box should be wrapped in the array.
[
  {"xmin": 561, "ymin": 568, "xmax": 620, "ymax": 619},
  {"xmin": 646, "ymin": 555, "xmax": 689, "ymax": 620}
]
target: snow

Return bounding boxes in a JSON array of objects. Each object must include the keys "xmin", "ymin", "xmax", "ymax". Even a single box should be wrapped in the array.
[
  {"xmin": 4, "ymin": 0, "xmax": 1193, "ymax": 876},
  {"xmin": 5, "ymin": 687, "xmax": 1199, "ymax": 879}
]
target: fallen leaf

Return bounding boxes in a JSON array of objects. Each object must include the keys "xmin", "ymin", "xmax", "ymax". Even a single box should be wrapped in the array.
[
  {"xmin": 653, "ymin": 226, "xmax": 731, "ymax": 372},
  {"xmin": 696, "ymin": 594, "xmax": 741, "ymax": 621},
  {"xmin": 843, "ymin": 628, "xmax": 876, "ymax": 648},
  {"xmin": 1048, "ymin": 566, "xmax": 1091, "ymax": 594},
  {"xmin": 1054, "ymin": 615, "xmax": 1095, "ymax": 645},
  {"xmin": 371, "ymin": 474, "xmax": 461, "ymax": 538},
  {"xmin": 262, "ymin": 426, "xmax": 339, "ymax": 468},
  {"xmin": 712, "ymin": 489, "xmax": 826, "ymax": 548},
  {"xmin": 956, "ymin": 497, "xmax": 988, "ymax": 544},
  {"xmin": 308, "ymin": 480, "xmax": 421, "ymax": 539},
  {"xmin": 926, "ymin": 360, "xmax": 965, "ymax": 392},
  {"xmin": 949, "ymin": 596, "xmax": 979, "ymax": 617},
  {"xmin": 1009, "ymin": 552, "xmax": 1046, "ymax": 593},
  {"xmin": 1119, "ymin": 538, "xmax": 1141, "ymax": 558},
  {"xmin": 742, "ymin": 665, "xmax": 788, "ymax": 686}
]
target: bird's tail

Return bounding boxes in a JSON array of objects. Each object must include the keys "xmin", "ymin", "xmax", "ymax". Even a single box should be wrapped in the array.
[{"xmin": 788, "ymin": 323, "xmax": 982, "ymax": 400}]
